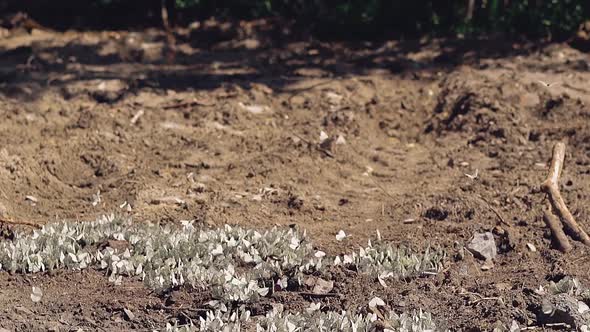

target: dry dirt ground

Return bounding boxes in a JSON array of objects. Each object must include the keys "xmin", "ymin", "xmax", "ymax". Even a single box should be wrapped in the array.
[{"xmin": 1, "ymin": 23, "xmax": 590, "ymax": 331}]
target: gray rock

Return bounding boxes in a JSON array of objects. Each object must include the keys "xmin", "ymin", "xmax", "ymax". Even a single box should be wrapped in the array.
[
  {"xmin": 539, "ymin": 293, "xmax": 590, "ymax": 328},
  {"xmin": 467, "ymin": 232, "xmax": 497, "ymax": 261}
]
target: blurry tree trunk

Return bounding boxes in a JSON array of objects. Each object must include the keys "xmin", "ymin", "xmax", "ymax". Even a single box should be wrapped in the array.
[
  {"xmin": 161, "ymin": 0, "xmax": 176, "ymax": 63},
  {"xmin": 466, "ymin": 0, "xmax": 475, "ymax": 21}
]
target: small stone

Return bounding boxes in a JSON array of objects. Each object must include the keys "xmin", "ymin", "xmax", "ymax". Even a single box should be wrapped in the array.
[
  {"xmin": 526, "ymin": 243, "xmax": 537, "ymax": 252},
  {"xmin": 467, "ymin": 232, "xmax": 497, "ymax": 261},
  {"xmin": 123, "ymin": 308, "xmax": 136, "ymax": 321},
  {"xmin": 481, "ymin": 260, "xmax": 494, "ymax": 271}
]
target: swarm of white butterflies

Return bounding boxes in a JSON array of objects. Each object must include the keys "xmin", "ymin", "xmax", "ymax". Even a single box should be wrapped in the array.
[
  {"xmin": 165, "ymin": 300, "xmax": 439, "ymax": 332},
  {"xmin": 0, "ymin": 215, "xmax": 446, "ymax": 331},
  {"xmin": 0, "ymin": 215, "xmax": 444, "ymax": 290}
]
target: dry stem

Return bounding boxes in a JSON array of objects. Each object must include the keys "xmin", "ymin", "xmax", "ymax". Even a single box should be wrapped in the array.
[{"xmin": 541, "ymin": 142, "xmax": 590, "ymax": 247}]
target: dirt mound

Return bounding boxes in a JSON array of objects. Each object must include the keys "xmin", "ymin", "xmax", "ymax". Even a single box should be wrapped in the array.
[{"xmin": 426, "ymin": 67, "xmax": 530, "ymax": 147}]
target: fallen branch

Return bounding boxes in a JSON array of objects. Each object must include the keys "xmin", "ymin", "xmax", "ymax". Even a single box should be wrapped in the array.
[
  {"xmin": 543, "ymin": 208, "xmax": 572, "ymax": 253},
  {"xmin": 541, "ymin": 142, "xmax": 590, "ymax": 246},
  {"xmin": 0, "ymin": 217, "xmax": 42, "ymax": 229}
]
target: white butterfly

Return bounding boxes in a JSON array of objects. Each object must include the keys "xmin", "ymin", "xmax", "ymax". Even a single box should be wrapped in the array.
[
  {"xmin": 31, "ymin": 286, "xmax": 43, "ymax": 303},
  {"xmin": 537, "ymin": 80, "xmax": 559, "ymax": 87},
  {"xmin": 465, "ymin": 169, "xmax": 479, "ymax": 180}
]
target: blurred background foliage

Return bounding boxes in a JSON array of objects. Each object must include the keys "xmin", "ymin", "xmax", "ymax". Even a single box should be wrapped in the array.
[{"xmin": 2, "ymin": 0, "xmax": 589, "ymax": 39}]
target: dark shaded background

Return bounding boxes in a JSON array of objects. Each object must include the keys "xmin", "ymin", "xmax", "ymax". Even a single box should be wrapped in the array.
[{"xmin": 1, "ymin": 0, "xmax": 589, "ymax": 40}]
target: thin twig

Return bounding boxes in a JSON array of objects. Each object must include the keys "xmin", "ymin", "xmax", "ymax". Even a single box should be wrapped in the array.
[
  {"xmin": 291, "ymin": 132, "xmax": 334, "ymax": 158},
  {"xmin": 298, "ymin": 292, "xmax": 341, "ymax": 298},
  {"xmin": 368, "ymin": 176, "xmax": 395, "ymax": 201},
  {"xmin": 541, "ymin": 142, "xmax": 590, "ymax": 246},
  {"xmin": 460, "ymin": 291, "xmax": 504, "ymax": 305},
  {"xmin": 476, "ymin": 195, "xmax": 510, "ymax": 227}
]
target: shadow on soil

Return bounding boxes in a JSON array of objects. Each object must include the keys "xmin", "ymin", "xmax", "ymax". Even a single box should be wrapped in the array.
[{"xmin": 1, "ymin": 21, "xmax": 572, "ymax": 103}]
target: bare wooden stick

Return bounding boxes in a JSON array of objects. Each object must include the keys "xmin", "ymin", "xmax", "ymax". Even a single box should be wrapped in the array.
[
  {"xmin": 543, "ymin": 208, "xmax": 572, "ymax": 252},
  {"xmin": 541, "ymin": 142, "xmax": 590, "ymax": 246},
  {"xmin": 298, "ymin": 292, "xmax": 341, "ymax": 298},
  {"xmin": 0, "ymin": 217, "xmax": 42, "ymax": 229},
  {"xmin": 162, "ymin": 98, "xmax": 215, "ymax": 109}
]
